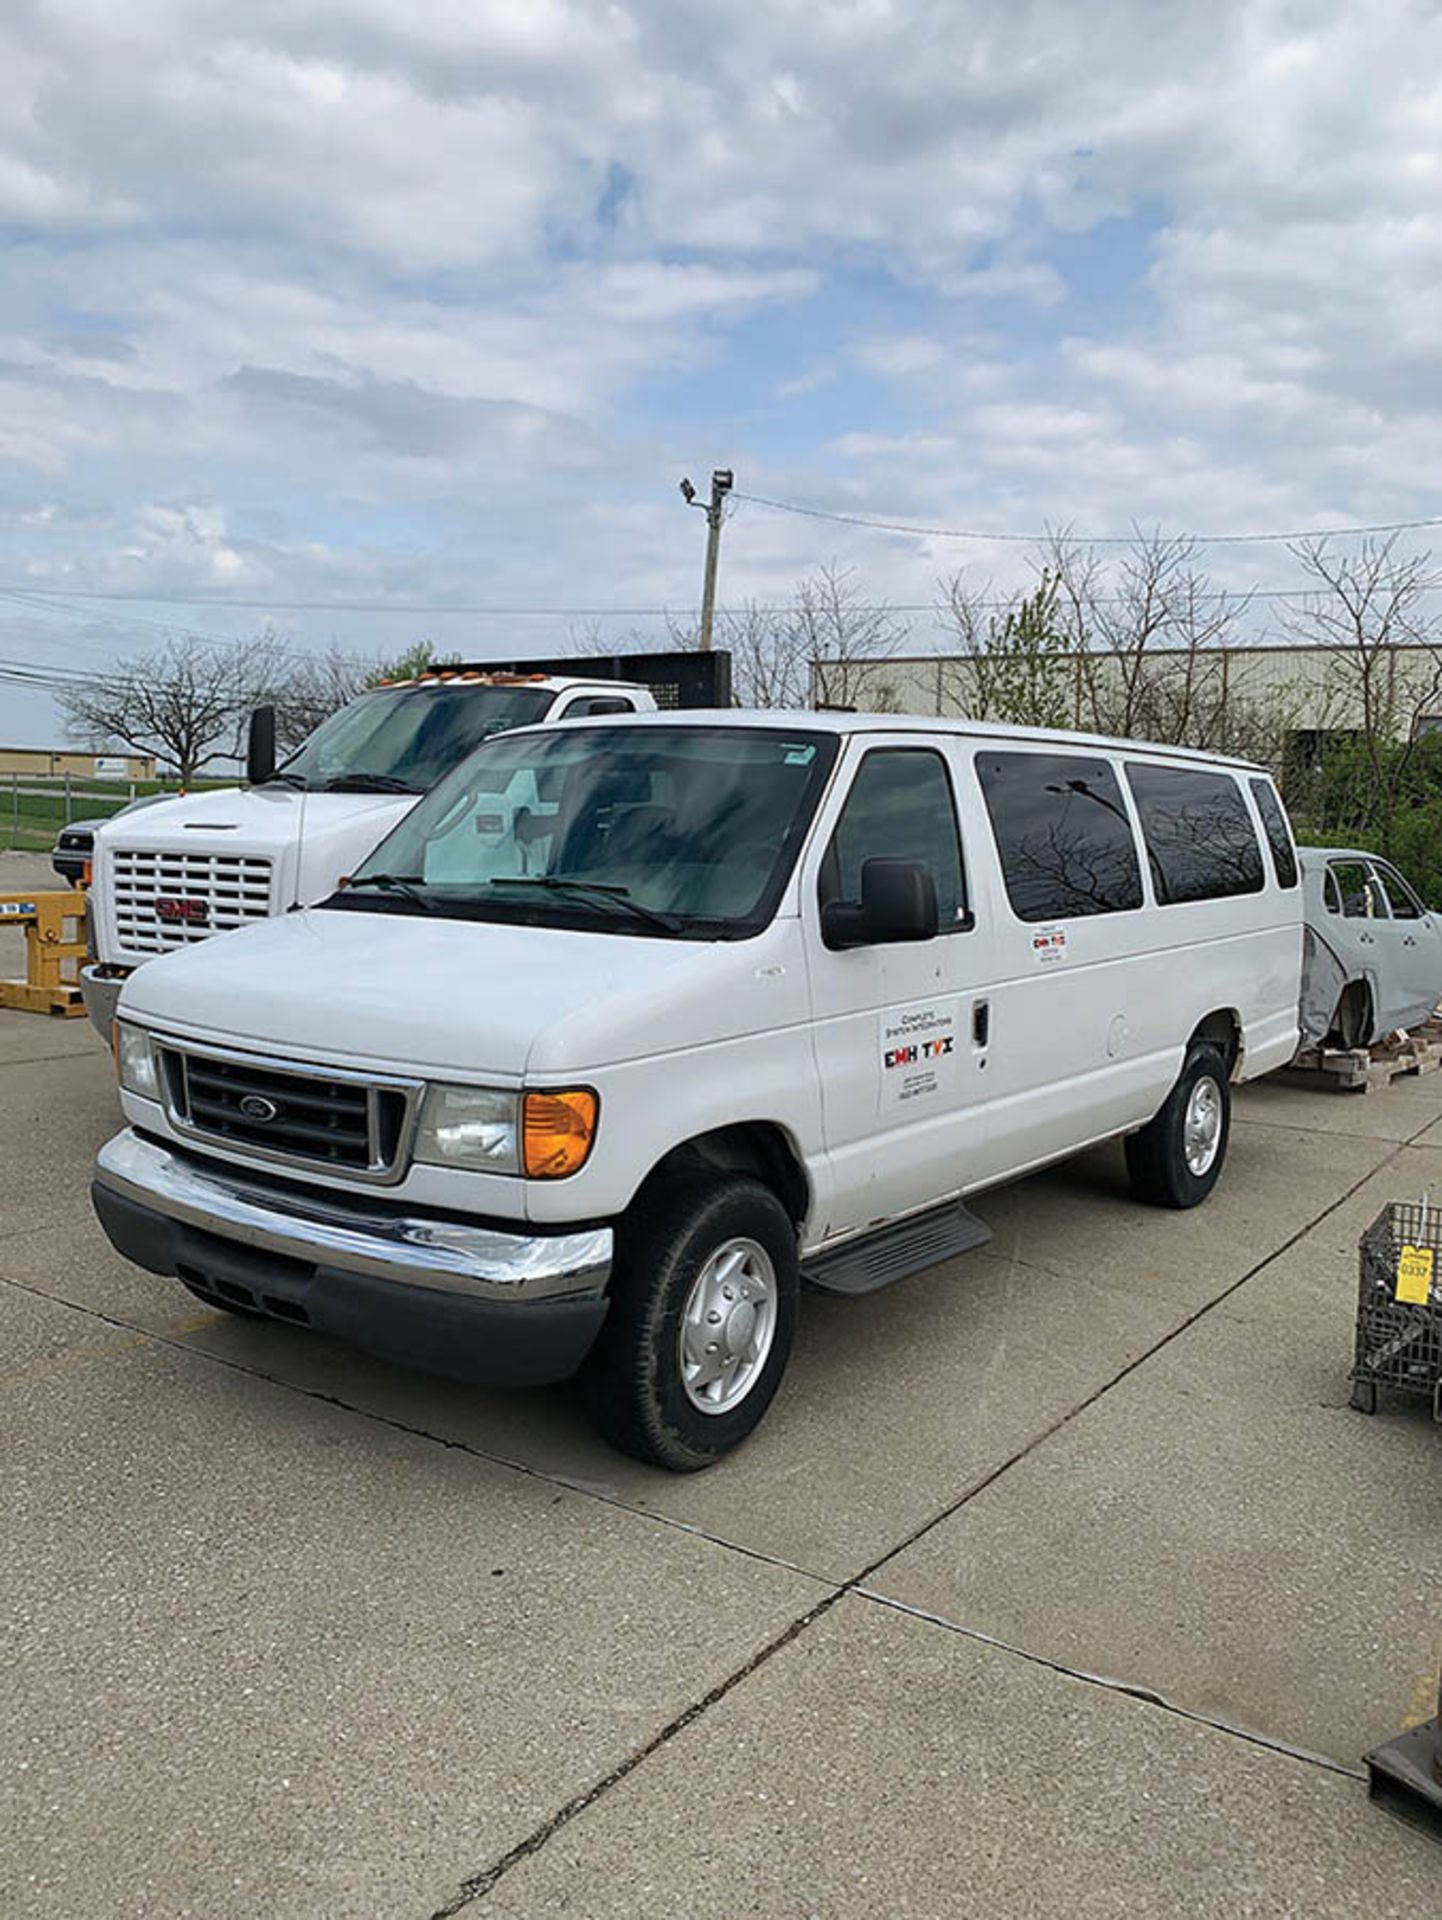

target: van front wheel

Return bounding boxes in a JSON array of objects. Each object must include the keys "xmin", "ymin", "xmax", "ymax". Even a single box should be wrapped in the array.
[
  {"xmin": 1125, "ymin": 1043, "xmax": 1231, "ymax": 1210},
  {"xmin": 583, "ymin": 1176, "xmax": 799, "ymax": 1471}
]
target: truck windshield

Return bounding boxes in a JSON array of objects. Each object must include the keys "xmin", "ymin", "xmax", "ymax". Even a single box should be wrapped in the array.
[
  {"xmin": 274, "ymin": 684, "xmax": 555, "ymax": 793},
  {"xmin": 323, "ymin": 725, "xmax": 838, "ymax": 940}
]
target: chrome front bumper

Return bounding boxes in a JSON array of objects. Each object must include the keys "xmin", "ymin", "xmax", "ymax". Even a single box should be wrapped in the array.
[{"xmin": 93, "ymin": 1129, "xmax": 613, "ymax": 1303}]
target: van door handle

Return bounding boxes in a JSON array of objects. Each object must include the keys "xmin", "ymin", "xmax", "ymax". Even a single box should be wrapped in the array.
[{"xmin": 972, "ymin": 999, "xmax": 990, "ymax": 1048}]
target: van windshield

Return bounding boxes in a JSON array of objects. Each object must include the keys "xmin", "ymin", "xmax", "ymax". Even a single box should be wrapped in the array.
[
  {"xmin": 274, "ymin": 684, "xmax": 555, "ymax": 793},
  {"xmin": 322, "ymin": 725, "xmax": 838, "ymax": 940}
]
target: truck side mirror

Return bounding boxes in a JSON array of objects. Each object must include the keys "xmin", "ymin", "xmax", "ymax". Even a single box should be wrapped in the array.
[
  {"xmin": 246, "ymin": 706, "xmax": 277, "ymax": 786},
  {"xmin": 822, "ymin": 857, "xmax": 939, "ymax": 951}
]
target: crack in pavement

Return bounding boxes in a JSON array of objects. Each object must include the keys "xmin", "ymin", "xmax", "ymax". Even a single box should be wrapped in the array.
[
  {"xmin": 419, "ymin": 1115, "xmax": 1431, "ymax": 1913},
  {"xmin": 0, "ymin": 1268, "xmax": 831, "ymax": 1593},
  {"xmin": 1, "ymin": 1103, "xmax": 1432, "ymax": 1914},
  {"xmin": 852, "ymin": 1592, "xmax": 1366, "ymax": 1781}
]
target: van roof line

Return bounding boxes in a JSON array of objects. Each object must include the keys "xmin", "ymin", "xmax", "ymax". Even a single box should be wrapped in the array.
[{"xmin": 537, "ymin": 706, "xmax": 1270, "ymax": 772}]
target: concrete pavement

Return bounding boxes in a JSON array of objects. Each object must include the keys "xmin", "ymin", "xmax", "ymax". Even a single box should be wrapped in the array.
[{"xmin": 2, "ymin": 969, "xmax": 1438, "ymax": 1916}]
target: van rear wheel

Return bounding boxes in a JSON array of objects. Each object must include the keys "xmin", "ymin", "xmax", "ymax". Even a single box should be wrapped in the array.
[
  {"xmin": 582, "ymin": 1175, "xmax": 799, "ymax": 1471},
  {"xmin": 1125, "ymin": 1043, "xmax": 1231, "ymax": 1210}
]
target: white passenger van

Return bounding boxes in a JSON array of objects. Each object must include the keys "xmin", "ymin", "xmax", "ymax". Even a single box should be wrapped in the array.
[
  {"xmin": 93, "ymin": 713, "xmax": 1303, "ymax": 1469},
  {"xmin": 80, "ymin": 651, "xmax": 728, "ymax": 1036}
]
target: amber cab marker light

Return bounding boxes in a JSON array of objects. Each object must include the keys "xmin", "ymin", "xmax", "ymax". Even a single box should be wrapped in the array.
[
  {"xmin": 81, "ymin": 859, "xmax": 93, "ymax": 888},
  {"xmin": 523, "ymin": 1089, "xmax": 598, "ymax": 1178}
]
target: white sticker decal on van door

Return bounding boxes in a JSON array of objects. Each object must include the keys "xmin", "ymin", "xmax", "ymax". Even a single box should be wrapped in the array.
[
  {"xmin": 879, "ymin": 1002, "xmax": 958, "ymax": 1111},
  {"xmin": 1032, "ymin": 924, "xmax": 1068, "ymax": 966}
]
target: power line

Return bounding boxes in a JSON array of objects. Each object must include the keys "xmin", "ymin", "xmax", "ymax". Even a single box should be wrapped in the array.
[
  {"xmin": 0, "ymin": 591, "xmax": 378, "ymax": 671},
  {"xmin": 732, "ymin": 491, "xmax": 1442, "ymax": 547},
  {"xmin": 5, "ymin": 582, "xmax": 1437, "ymax": 624},
  {"xmin": 0, "ymin": 585, "xmax": 714, "ymax": 617},
  {"xmin": 0, "ymin": 584, "xmax": 671, "ymax": 615}
]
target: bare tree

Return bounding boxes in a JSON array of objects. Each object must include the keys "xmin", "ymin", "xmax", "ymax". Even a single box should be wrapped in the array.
[
  {"xmin": 572, "ymin": 566, "xmax": 906, "ymax": 712},
  {"xmin": 58, "ymin": 635, "xmax": 284, "ymax": 784},
  {"xmin": 1023, "ymin": 526, "xmax": 1277, "ymax": 754},
  {"xmin": 272, "ymin": 646, "xmax": 369, "ymax": 754},
  {"xmin": 717, "ymin": 601, "xmax": 809, "ymax": 709},
  {"xmin": 796, "ymin": 563, "xmax": 908, "ymax": 710},
  {"xmin": 577, "ymin": 599, "xmax": 825, "ymax": 711},
  {"xmin": 1282, "ymin": 535, "xmax": 1442, "ymax": 835}
]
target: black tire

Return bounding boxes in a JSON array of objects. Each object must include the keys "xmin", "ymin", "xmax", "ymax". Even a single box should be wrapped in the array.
[
  {"xmin": 1124, "ymin": 1042, "xmax": 1231, "ymax": 1210},
  {"xmin": 582, "ymin": 1175, "xmax": 800, "ymax": 1471}
]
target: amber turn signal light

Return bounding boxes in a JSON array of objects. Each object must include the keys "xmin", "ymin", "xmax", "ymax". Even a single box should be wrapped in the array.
[{"xmin": 522, "ymin": 1089, "xmax": 598, "ymax": 1178}]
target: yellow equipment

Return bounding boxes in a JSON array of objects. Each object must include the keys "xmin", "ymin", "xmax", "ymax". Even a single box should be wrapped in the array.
[{"xmin": 0, "ymin": 889, "xmax": 87, "ymax": 1017}]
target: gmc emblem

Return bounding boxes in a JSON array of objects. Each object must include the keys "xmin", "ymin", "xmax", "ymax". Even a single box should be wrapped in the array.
[{"xmin": 155, "ymin": 897, "xmax": 208, "ymax": 924}]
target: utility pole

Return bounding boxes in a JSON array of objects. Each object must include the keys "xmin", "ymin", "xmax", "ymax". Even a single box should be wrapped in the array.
[{"xmin": 679, "ymin": 468, "xmax": 734, "ymax": 651}]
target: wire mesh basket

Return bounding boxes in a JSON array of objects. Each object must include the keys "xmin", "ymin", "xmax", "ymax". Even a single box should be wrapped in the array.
[{"xmin": 1352, "ymin": 1201, "xmax": 1442, "ymax": 1416}]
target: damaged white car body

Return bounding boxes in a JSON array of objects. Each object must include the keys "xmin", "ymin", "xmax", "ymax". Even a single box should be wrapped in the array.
[{"xmin": 1299, "ymin": 846, "xmax": 1442, "ymax": 1048}]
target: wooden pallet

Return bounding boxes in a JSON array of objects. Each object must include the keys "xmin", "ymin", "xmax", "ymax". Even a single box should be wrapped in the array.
[{"xmin": 1287, "ymin": 1016, "xmax": 1442, "ymax": 1093}]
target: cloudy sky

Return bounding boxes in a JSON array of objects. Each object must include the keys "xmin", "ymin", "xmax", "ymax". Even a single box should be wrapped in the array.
[{"xmin": 4, "ymin": 0, "xmax": 1442, "ymax": 744}]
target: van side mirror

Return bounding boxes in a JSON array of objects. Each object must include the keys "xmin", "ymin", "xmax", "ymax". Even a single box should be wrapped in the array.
[
  {"xmin": 822, "ymin": 857, "xmax": 939, "ymax": 951},
  {"xmin": 246, "ymin": 706, "xmax": 277, "ymax": 786}
]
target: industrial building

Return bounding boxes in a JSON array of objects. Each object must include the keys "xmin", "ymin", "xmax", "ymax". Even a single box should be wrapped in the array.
[
  {"xmin": 0, "ymin": 746, "xmax": 157, "ymax": 779},
  {"xmin": 818, "ymin": 643, "xmax": 1442, "ymax": 750}
]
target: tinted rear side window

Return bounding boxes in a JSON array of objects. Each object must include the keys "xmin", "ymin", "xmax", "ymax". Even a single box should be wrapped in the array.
[
  {"xmin": 1249, "ymin": 778, "xmax": 1299, "ymax": 888},
  {"xmin": 976, "ymin": 752, "xmax": 1143, "ymax": 921},
  {"xmin": 1126, "ymin": 763, "xmax": 1264, "ymax": 904}
]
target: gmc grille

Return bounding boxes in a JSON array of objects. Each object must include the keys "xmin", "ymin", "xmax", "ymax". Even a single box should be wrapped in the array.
[
  {"xmin": 159, "ymin": 1045, "xmax": 415, "ymax": 1180},
  {"xmin": 111, "ymin": 850, "xmax": 275, "ymax": 955}
]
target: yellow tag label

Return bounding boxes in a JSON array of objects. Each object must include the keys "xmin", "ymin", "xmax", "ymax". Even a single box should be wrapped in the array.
[{"xmin": 1396, "ymin": 1244, "xmax": 1435, "ymax": 1305}]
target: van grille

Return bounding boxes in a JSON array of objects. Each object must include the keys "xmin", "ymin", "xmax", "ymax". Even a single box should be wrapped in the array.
[
  {"xmin": 158, "ymin": 1044, "xmax": 415, "ymax": 1181},
  {"xmin": 111, "ymin": 849, "xmax": 275, "ymax": 955}
]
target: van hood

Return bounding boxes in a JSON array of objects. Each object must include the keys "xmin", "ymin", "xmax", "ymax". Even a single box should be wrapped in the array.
[{"xmin": 116, "ymin": 903, "xmax": 781, "ymax": 1079}]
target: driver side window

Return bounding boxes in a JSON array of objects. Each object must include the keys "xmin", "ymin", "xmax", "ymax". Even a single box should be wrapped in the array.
[{"xmin": 819, "ymin": 748, "xmax": 968, "ymax": 928}]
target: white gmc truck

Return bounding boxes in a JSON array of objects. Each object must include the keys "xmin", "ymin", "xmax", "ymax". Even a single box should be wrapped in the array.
[{"xmin": 80, "ymin": 651, "xmax": 730, "ymax": 1035}]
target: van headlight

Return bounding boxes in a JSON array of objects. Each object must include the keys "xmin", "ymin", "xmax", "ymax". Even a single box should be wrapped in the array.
[
  {"xmin": 413, "ymin": 1084, "xmax": 600, "ymax": 1178},
  {"xmin": 114, "ymin": 1020, "xmax": 160, "ymax": 1099},
  {"xmin": 414, "ymin": 1085, "xmax": 520, "ymax": 1173}
]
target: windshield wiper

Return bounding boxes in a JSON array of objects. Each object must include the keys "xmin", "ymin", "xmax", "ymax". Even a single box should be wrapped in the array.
[
  {"xmin": 322, "ymin": 773, "xmax": 421, "ymax": 794},
  {"xmin": 340, "ymin": 872, "xmax": 434, "ymax": 911},
  {"xmin": 260, "ymin": 770, "xmax": 308, "ymax": 790},
  {"xmin": 488, "ymin": 875, "xmax": 683, "ymax": 935}
]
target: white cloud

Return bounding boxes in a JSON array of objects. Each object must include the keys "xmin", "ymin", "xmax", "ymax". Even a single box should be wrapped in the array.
[
  {"xmin": 829, "ymin": 431, "xmax": 957, "ymax": 459},
  {"xmin": 6, "ymin": 0, "xmax": 1442, "ymax": 740}
]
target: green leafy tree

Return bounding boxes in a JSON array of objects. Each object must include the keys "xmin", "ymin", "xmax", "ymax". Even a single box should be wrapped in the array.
[
  {"xmin": 938, "ymin": 570, "xmax": 1080, "ymax": 728},
  {"xmin": 364, "ymin": 642, "xmax": 461, "ymax": 688}
]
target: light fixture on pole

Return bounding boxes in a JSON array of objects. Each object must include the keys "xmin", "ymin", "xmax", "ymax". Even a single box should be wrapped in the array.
[{"xmin": 679, "ymin": 468, "xmax": 733, "ymax": 652}]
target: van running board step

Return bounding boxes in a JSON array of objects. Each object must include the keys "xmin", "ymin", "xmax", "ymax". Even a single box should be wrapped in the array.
[{"xmin": 803, "ymin": 1202, "xmax": 992, "ymax": 1297}]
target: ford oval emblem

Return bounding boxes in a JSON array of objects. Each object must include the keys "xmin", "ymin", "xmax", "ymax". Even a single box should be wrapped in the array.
[{"xmin": 239, "ymin": 1094, "xmax": 279, "ymax": 1123}]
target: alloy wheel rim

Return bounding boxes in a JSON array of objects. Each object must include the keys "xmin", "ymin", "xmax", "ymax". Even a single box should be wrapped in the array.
[
  {"xmin": 1184, "ymin": 1076, "xmax": 1223, "ymax": 1177},
  {"xmin": 679, "ymin": 1236, "xmax": 779, "ymax": 1415}
]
